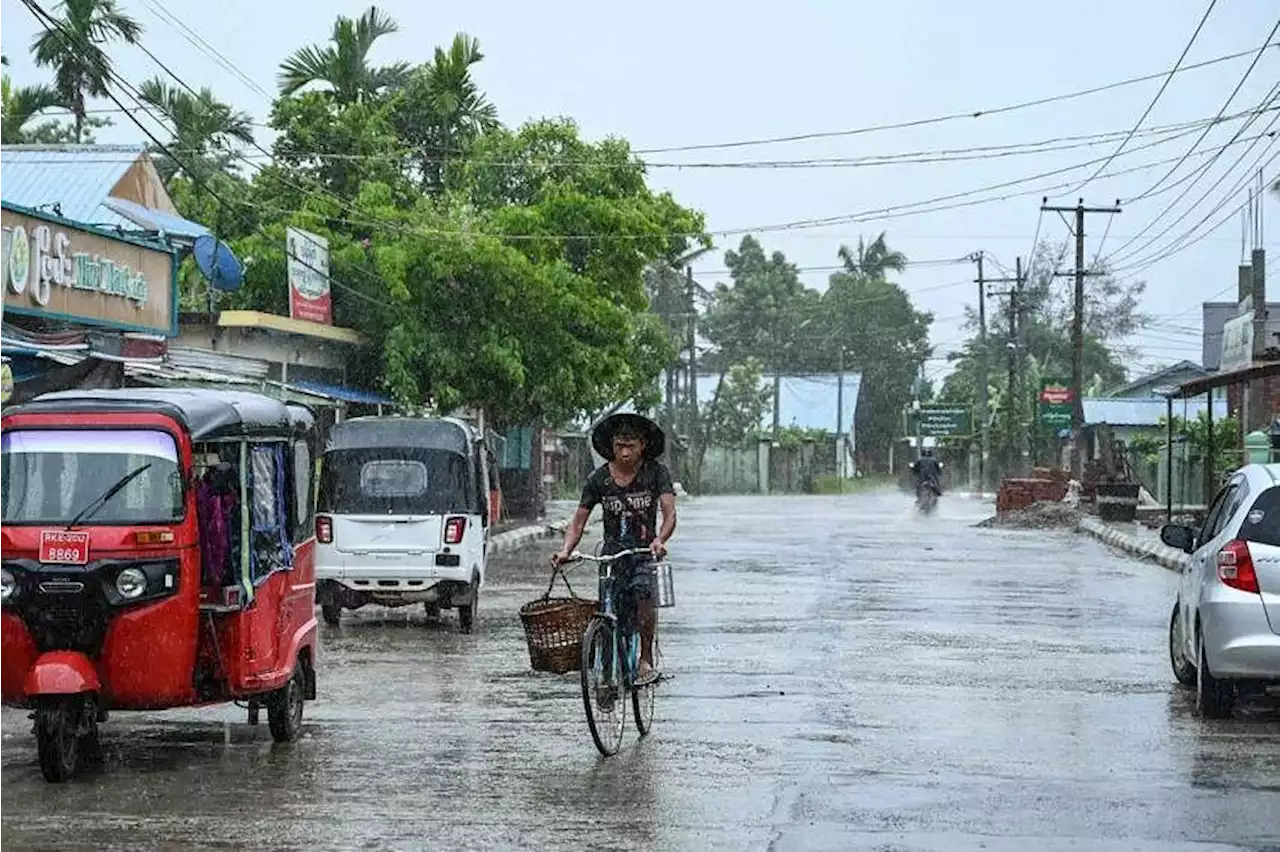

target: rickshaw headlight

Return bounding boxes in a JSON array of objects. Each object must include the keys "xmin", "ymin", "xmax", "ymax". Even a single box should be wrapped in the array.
[
  {"xmin": 115, "ymin": 568, "xmax": 147, "ymax": 600},
  {"xmin": 1, "ymin": 569, "xmax": 14, "ymax": 603}
]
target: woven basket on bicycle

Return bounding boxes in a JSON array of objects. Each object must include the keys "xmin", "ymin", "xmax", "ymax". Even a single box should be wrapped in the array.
[{"xmin": 519, "ymin": 566, "xmax": 597, "ymax": 674}]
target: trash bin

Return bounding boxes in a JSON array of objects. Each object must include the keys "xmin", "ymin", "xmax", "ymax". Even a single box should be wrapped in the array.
[{"xmin": 1096, "ymin": 482, "xmax": 1139, "ymax": 522}]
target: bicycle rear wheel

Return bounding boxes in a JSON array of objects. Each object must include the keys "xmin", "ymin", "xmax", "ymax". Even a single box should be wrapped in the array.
[{"xmin": 581, "ymin": 618, "xmax": 626, "ymax": 756}]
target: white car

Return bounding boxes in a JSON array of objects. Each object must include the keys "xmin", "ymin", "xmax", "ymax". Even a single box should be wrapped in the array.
[{"xmin": 1161, "ymin": 463, "xmax": 1280, "ymax": 717}]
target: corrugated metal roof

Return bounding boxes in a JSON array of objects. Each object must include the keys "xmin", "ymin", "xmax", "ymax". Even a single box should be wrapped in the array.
[
  {"xmin": 1083, "ymin": 396, "xmax": 1228, "ymax": 426},
  {"xmin": 571, "ymin": 371, "xmax": 864, "ymax": 435},
  {"xmin": 1, "ymin": 145, "xmax": 145, "ymax": 228}
]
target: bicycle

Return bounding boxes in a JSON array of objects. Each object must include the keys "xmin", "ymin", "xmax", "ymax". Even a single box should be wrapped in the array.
[{"xmin": 560, "ymin": 547, "xmax": 662, "ymax": 756}]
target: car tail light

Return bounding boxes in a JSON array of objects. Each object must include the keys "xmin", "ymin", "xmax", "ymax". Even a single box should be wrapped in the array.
[
  {"xmin": 1217, "ymin": 540, "xmax": 1260, "ymax": 593},
  {"xmin": 444, "ymin": 516, "xmax": 466, "ymax": 545},
  {"xmin": 135, "ymin": 530, "xmax": 175, "ymax": 545},
  {"xmin": 316, "ymin": 515, "xmax": 333, "ymax": 545}
]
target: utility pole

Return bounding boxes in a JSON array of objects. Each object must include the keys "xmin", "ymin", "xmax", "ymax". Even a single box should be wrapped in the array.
[
  {"xmin": 1039, "ymin": 198, "xmax": 1121, "ymax": 478},
  {"xmin": 836, "ymin": 346, "xmax": 845, "ymax": 493},
  {"xmin": 970, "ymin": 251, "xmax": 988, "ymax": 493},
  {"xmin": 685, "ymin": 265, "xmax": 699, "ymax": 451},
  {"xmin": 984, "ymin": 257, "xmax": 1027, "ymax": 477}
]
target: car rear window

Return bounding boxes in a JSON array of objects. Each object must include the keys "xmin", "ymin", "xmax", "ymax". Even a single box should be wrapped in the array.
[
  {"xmin": 1240, "ymin": 485, "xmax": 1280, "ymax": 547},
  {"xmin": 318, "ymin": 448, "xmax": 472, "ymax": 515}
]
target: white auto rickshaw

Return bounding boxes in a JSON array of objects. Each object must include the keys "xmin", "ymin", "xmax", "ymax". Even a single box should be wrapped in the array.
[{"xmin": 314, "ymin": 416, "xmax": 493, "ymax": 632}]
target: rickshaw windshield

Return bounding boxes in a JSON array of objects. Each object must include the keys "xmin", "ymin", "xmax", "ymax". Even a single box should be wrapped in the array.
[
  {"xmin": 1, "ymin": 429, "xmax": 184, "ymax": 525},
  {"xmin": 318, "ymin": 447, "xmax": 472, "ymax": 515}
]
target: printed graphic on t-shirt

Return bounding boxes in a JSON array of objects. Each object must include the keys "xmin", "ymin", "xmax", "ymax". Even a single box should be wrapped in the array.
[{"xmin": 580, "ymin": 461, "xmax": 674, "ymax": 547}]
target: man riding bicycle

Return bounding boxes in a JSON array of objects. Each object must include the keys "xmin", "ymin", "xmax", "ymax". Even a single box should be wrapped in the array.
[
  {"xmin": 551, "ymin": 412, "xmax": 677, "ymax": 687},
  {"xmin": 909, "ymin": 448, "xmax": 943, "ymax": 496}
]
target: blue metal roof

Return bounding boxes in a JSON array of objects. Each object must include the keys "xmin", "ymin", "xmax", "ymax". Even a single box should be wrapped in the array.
[
  {"xmin": 1083, "ymin": 396, "xmax": 1228, "ymax": 427},
  {"xmin": 0, "ymin": 146, "xmax": 145, "ymax": 228},
  {"xmin": 287, "ymin": 379, "xmax": 395, "ymax": 406}
]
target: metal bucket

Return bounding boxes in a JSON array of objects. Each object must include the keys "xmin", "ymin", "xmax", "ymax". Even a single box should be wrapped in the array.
[{"xmin": 653, "ymin": 561, "xmax": 675, "ymax": 608}]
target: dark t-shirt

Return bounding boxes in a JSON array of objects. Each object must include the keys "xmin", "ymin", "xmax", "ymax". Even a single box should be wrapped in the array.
[{"xmin": 579, "ymin": 460, "xmax": 675, "ymax": 549}]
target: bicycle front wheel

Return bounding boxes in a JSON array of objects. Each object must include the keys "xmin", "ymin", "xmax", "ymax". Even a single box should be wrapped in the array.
[{"xmin": 581, "ymin": 618, "xmax": 626, "ymax": 756}]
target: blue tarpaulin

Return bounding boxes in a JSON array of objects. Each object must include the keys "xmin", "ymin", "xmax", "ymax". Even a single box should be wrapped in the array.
[{"xmin": 288, "ymin": 379, "xmax": 395, "ymax": 406}]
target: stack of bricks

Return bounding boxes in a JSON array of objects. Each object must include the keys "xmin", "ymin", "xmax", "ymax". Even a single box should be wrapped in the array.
[{"xmin": 996, "ymin": 475, "xmax": 1068, "ymax": 516}]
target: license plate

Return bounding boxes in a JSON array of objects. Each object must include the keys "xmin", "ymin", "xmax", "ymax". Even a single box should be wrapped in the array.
[{"xmin": 39, "ymin": 530, "xmax": 90, "ymax": 565}]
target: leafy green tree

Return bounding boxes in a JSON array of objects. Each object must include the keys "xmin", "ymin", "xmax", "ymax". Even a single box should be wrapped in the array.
[
  {"xmin": 704, "ymin": 358, "xmax": 772, "ymax": 446},
  {"xmin": 277, "ymin": 6, "xmax": 410, "ymax": 104},
  {"xmin": 30, "ymin": 0, "xmax": 142, "ymax": 142}
]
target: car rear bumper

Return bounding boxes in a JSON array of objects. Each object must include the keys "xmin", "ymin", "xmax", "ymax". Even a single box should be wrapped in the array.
[{"xmin": 1201, "ymin": 594, "xmax": 1280, "ymax": 680}]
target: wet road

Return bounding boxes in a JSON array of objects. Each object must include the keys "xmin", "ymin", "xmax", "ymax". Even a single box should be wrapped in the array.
[{"xmin": 4, "ymin": 491, "xmax": 1280, "ymax": 851}]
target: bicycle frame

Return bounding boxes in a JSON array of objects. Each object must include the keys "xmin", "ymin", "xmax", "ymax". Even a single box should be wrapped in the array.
[{"xmin": 566, "ymin": 548, "xmax": 649, "ymax": 688}]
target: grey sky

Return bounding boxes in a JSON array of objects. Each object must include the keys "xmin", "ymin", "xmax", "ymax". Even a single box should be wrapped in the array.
[{"xmin": 3, "ymin": 0, "xmax": 1277, "ymax": 384}]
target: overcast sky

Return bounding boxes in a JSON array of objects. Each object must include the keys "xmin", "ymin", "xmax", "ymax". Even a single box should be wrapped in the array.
[{"xmin": 3, "ymin": 0, "xmax": 1278, "ymax": 384}]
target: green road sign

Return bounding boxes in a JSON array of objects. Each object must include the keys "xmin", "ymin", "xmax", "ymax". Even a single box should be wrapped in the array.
[
  {"xmin": 1037, "ymin": 378, "xmax": 1072, "ymax": 431},
  {"xmin": 906, "ymin": 404, "xmax": 972, "ymax": 438}
]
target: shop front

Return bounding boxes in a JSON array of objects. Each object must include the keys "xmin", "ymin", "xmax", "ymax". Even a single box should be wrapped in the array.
[{"xmin": 1, "ymin": 202, "xmax": 176, "ymax": 403}]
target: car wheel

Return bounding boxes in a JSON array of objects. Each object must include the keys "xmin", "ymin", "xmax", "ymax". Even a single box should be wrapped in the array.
[
  {"xmin": 321, "ymin": 603, "xmax": 341, "ymax": 627},
  {"xmin": 457, "ymin": 576, "xmax": 478, "ymax": 634},
  {"xmin": 1169, "ymin": 603, "xmax": 1196, "ymax": 686},
  {"xmin": 1196, "ymin": 637, "xmax": 1234, "ymax": 719}
]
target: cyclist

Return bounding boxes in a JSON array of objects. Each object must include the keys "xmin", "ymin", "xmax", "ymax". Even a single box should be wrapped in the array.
[
  {"xmin": 551, "ymin": 412, "xmax": 677, "ymax": 687},
  {"xmin": 909, "ymin": 447, "xmax": 943, "ymax": 496}
]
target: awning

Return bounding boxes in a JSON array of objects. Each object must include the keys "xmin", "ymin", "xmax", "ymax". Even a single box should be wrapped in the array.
[
  {"xmin": 285, "ymin": 379, "xmax": 395, "ymax": 406},
  {"xmin": 1170, "ymin": 361, "xmax": 1280, "ymax": 398},
  {"xmin": 102, "ymin": 196, "xmax": 211, "ymax": 240}
]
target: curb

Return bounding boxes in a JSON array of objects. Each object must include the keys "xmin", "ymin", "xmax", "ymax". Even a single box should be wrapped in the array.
[
  {"xmin": 488, "ymin": 519, "xmax": 569, "ymax": 555},
  {"xmin": 1077, "ymin": 516, "xmax": 1188, "ymax": 572}
]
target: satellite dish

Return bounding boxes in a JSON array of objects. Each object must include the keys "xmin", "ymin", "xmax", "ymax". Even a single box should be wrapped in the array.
[{"xmin": 192, "ymin": 234, "xmax": 243, "ymax": 292}]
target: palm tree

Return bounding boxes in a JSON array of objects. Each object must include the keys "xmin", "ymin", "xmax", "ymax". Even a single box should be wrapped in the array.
[
  {"xmin": 837, "ymin": 232, "xmax": 907, "ymax": 279},
  {"xmin": 278, "ymin": 6, "xmax": 410, "ymax": 104},
  {"xmin": 398, "ymin": 33, "xmax": 499, "ymax": 191},
  {"xmin": 31, "ymin": 0, "xmax": 143, "ymax": 143},
  {"xmin": 2, "ymin": 73, "xmax": 67, "ymax": 143},
  {"xmin": 137, "ymin": 77, "xmax": 254, "ymax": 184}
]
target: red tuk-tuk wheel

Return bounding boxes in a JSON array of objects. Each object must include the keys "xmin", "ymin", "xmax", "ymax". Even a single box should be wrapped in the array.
[
  {"xmin": 34, "ymin": 696, "xmax": 96, "ymax": 783},
  {"xmin": 268, "ymin": 668, "xmax": 305, "ymax": 743}
]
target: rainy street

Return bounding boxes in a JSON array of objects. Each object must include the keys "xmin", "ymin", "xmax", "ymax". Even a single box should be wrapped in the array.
[{"xmin": 3, "ymin": 491, "xmax": 1280, "ymax": 851}]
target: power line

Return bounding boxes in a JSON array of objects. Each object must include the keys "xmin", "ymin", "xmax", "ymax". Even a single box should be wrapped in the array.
[
  {"xmin": 1125, "ymin": 17, "xmax": 1280, "ymax": 202},
  {"xmin": 14, "ymin": 105, "xmax": 1275, "ymax": 170},
  {"xmin": 633, "ymin": 41, "xmax": 1280, "ymax": 154},
  {"xmin": 1103, "ymin": 85, "xmax": 1280, "ymax": 267},
  {"xmin": 1067, "ymin": 0, "xmax": 1218, "ymax": 195}
]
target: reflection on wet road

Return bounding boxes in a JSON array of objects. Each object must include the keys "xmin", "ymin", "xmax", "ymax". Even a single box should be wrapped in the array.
[{"xmin": 4, "ymin": 491, "xmax": 1280, "ymax": 850}]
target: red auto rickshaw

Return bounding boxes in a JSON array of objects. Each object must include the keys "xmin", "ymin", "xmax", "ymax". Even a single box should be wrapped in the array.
[{"xmin": 1, "ymin": 388, "xmax": 320, "ymax": 782}]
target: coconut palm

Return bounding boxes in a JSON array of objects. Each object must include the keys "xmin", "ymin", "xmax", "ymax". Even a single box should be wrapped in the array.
[
  {"xmin": 137, "ymin": 77, "xmax": 254, "ymax": 183},
  {"xmin": 2, "ymin": 74, "xmax": 67, "ymax": 143},
  {"xmin": 837, "ymin": 232, "xmax": 908, "ymax": 279},
  {"xmin": 397, "ymin": 33, "xmax": 500, "ymax": 191},
  {"xmin": 278, "ymin": 6, "xmax": 410, "ymax": 104},
  {"xmin": 30, "ymin": 0, "xmax": 143, "ymax": 142}
]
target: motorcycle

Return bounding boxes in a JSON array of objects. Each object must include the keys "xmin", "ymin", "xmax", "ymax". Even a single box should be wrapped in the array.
[{"xmin": 916, "ymin": 480, "xmax": 939, "ymax": 515}]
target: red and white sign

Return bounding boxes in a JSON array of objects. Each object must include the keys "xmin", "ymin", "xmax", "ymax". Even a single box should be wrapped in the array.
[
  {"xmin": 286, "ymin": 227, "xmax": 332, "ymax": 325},
  {"xmin": 39, "ymin": 530, "xmax": 90, "ymax": 565},
  {"xmin": 1039, "ymin": 385, "xmax": 1073, "ymax": 405}
]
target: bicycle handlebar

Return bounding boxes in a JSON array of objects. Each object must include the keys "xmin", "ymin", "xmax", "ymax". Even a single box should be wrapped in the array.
[{"xmin": 564, "ymin": 547, "xmax": 651, "ymax": 564}]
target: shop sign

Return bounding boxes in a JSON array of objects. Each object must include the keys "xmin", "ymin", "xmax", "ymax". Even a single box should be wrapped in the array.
[
  {"xmin": 1, "ymin": 207, "xmax": 174, "ymax": 335},
  {"xmin": 286, "ymin": 226, "xmax": 332, "ymax": 325}
]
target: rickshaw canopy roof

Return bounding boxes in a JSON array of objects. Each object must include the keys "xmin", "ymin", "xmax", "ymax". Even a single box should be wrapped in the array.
[
  {"xmin": 326, "ymin": 416, "xmax": 474, "ymax": 456},
  {"xmin": 11, "ymin": 388, "xmax": 315, "ymax": 441}
]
